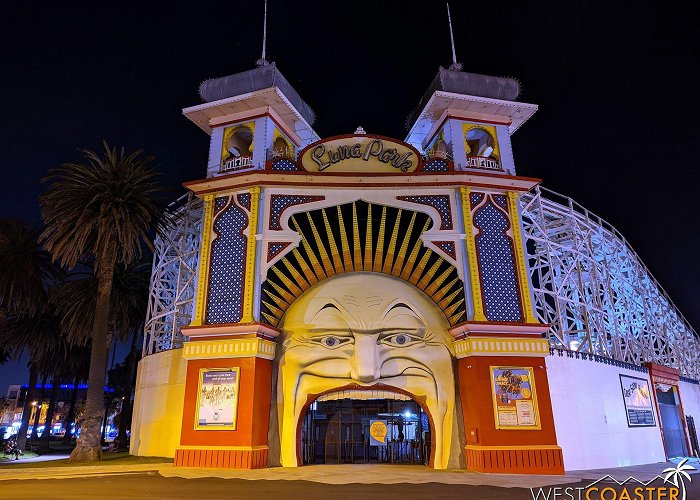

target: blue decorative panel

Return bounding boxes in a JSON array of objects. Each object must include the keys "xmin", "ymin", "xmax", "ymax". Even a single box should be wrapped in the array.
[
  {"xmin": 473, "ymin": 201, "xmax": 523, "ymax": 322},
  {"xmin": 422, "ymin": 159, "xmax": 450, "ymax": 172},
  {"xmin": 493, "ymin": 194, "xmax": 508, "ymax": 210},
  {"xmin": 237, "ymin": 192, "xmax": 251, "ymax": 211},
  {"xmin": 433, "ymin": 240, "xmax": 456, "ymax": 260},
  {"xmin": 397, "ymin": 195, "xmax": 453, "ymax": 230},
  {"xmin": 267, "ymin": 241, "xmax": 292, "ymax": 262},
  {"xmin": 470, "ymin": 192, "xmax": 484, "ymax": 208},
  {"xmin": 206, "ymin": 199, "xmax": 248, "ymax": 324},
  {"xmin": 269, "ymin": 195, "xmax": 325, "ymax": 230},
  {"xmin": 271, "ymin": 159, "xmax": 299, "ymax": 171}
]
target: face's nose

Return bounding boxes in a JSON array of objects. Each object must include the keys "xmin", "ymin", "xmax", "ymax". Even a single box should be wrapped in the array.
[{"xmin": 351, "ymin": 334, "xmax": 380, "ymax": 383}]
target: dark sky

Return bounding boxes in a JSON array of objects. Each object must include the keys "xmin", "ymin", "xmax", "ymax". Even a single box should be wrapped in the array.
[{"xmin": 1, "ymin": 1, "xmax": 699, "ymax": 389}]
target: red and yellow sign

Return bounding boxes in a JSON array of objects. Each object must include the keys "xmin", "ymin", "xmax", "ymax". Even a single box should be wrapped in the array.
[{"xmin": 299, "ymin": 134, "xmax": 421, "ymax": 173}]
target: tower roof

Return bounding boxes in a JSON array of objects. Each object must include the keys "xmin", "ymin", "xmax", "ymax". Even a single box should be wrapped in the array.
[
  {"xmin": 198, "ymin": 62, "xmax": 315, "ymax": 126},
  {"xmin": 406, "ymin": 68, "xmax": 520, "ymax": 131}
]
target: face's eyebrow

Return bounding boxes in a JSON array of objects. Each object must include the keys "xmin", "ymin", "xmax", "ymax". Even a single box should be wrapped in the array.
[
  {"xmin": 385, "ymin": 302, "xmax": 419, "ymax": 317},
  {"xmin": 310, "ymin": 301, "xmax": 345, "ymax": 323}
]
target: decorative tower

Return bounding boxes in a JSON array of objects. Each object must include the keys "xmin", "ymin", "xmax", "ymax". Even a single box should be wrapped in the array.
[
  {"xmin": 172, "ymin": 63, "xmax": 318, "ymax": 468},
  {"xmin": 407, "ymin": 67, "xmax": 564, "ymax": 474}
]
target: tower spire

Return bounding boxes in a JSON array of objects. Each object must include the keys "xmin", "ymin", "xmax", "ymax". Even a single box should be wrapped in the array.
[
  {"xmin": 446, "ymin": 3, "xmax": 463, "ymax": 71},
  {"xmin": 257, "ymin": 0, "xmax": 269, "ymax": 67}
]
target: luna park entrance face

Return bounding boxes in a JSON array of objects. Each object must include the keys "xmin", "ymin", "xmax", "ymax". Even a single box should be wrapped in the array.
[{"xmin": 300, "ymin": 397, "xmax": 430, "ymax": 465}]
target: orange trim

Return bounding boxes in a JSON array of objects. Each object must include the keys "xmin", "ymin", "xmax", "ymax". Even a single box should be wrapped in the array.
[
  {"xmin": 179, "ymin": 357, "xmax": 272, "ymax": 449},
  {"xmin": 174, "ymin": 447, "xmax": 268, "ymax": 469},
  {"xmin": 457, "ymin": 355, "xmax": 561, "ymax": 474},
  {"xmin": 466, "ymin": 445, "xmax": 564, "ymax": 475},
  {"xmin": 186, "ymin": 179, "xmax": 541, "ymax": 197},
  {"xmin": 184, "ymin": 168, "xmax": 542, "ymax": 188}
]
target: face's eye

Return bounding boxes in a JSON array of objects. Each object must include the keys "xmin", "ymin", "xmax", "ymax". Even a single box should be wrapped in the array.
[
  {"xmin": 310, "ymin": 336, "xmax": 353, "ymax": 349},
  {"xmin": 380, "ymin": 333, "xmax": 422, "ymax": 347}
]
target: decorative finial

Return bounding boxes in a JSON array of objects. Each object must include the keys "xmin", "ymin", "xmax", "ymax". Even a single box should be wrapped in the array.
[
  {"xmin": 354, "ymin": 126, "xmax": 366, "ymax": 135},
  {"xmin": 256, "ymin": 0, "xmax": 269, "ymax": 67},
  {"xmin": 446, "ymin": 3, "xmax": 463, "ymax": 71}
]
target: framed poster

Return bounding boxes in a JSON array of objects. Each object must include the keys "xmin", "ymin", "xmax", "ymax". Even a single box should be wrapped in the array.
[
  {"xmin": 490, "ymin": 366, "xmax": 541, "ymax": 430},
  {"xmin": 619, "ymin": 374, "xmax": 656, "ymax": 427},
  {"xmin": 195, "ymin": 367, "xmax": 240, "ymax": 430}
]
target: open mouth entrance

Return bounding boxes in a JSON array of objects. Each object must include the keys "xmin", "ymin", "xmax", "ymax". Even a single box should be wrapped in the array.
[{"xmin": 299, "ymin": 389, "xmax": 430, "ymax": 465}]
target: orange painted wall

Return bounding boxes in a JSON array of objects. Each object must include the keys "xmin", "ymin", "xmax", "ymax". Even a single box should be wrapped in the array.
[
  {"xmin": 458, "ymin": 355, "xmax": 558, "ymax": 447},
  {"xmin": 180, "ymin": 356, "xmax": 272, "ymax": 447}
]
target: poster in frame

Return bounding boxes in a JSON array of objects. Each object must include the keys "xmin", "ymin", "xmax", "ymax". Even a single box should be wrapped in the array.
[
  {"xmin": 195, "ymin": 367, "xmax": 241, "ymax": 430},
  {"xmin": 490, "ymin": 366, "xmax": 541, "ymax": 430},
  {"xmin": 619, "ymin": 374, "xmax": 656, "ymax": 427}
]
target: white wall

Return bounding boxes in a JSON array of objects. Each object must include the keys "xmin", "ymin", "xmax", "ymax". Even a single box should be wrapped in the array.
[
  {"xmin": 547, "ymin": 354, "xmax": 666, "ymax": 470},
  {"xmin": 679, "ymin": 379, "xmax": 700, "ymax": 454},
  {"xmin": 130, "ymin": 348, "xmax": 187, "ymax": 458}
]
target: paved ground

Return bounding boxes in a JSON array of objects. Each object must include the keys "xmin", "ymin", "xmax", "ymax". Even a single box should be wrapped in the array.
[
  {"xmin": 0, "ymin": 460, "xmax": 697, "ymax": 499},
  {"xmin": 0, "ymin": 453, "xmax": 70, "ymax": 465}
]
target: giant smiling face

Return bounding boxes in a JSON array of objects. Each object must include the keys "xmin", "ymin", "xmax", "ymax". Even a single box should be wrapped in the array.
[{"xmin": 276, "ymin": 272, "xmax": 456, "ymax": 468}]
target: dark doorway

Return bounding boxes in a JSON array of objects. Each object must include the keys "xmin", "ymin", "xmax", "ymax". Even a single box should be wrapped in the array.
[
  {"xmin": 657, "ymin": 387, "xmax": 689, "ymax": 458},
  {"xmin": 300, "ymin": 398, "xmax": 429, "ymax": 465}
]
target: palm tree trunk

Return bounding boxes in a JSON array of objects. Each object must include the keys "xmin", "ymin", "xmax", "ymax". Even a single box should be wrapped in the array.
[
  {"xmin": 31, "ymin": 375, "xmax": 47, "ymax": 441},
  {"xmin": 16, "ymin": 366, "xmax": 38, "ymax": 452},
  {"xmin": 62, "ymin": 377, "xmax": 80, "ymax": 443},
  {"xmin": 68, "ymin": 244, "xmax": 117, "ymax": 463},
  {"xmin": 40, "ymin": 377, "xmax": 60, "ymax": 448}
]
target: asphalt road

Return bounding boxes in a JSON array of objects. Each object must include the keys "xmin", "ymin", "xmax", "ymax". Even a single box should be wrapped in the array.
[{"xmin": 2, "ymin": 473, "xmax": 699, "ymax": 500}]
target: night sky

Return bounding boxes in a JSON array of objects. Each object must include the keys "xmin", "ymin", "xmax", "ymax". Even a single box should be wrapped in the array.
[{"xmin": 2, "ymin": 1, "xmax": 699, "ymax": 390}]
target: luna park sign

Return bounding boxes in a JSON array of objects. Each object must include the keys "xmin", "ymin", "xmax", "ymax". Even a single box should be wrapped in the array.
[{"xmin": 299, "ymin": 135, "xmax": 421, "ymax": 173}]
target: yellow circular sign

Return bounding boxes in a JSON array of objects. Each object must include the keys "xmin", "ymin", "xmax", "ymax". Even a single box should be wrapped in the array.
[
  {"xmin": 521, "ymin": 388, "xmax": 531, "ymax": 399},
  {"xmin": 369, "ymin": 421, "xmax": 388, "ymax": 443}
]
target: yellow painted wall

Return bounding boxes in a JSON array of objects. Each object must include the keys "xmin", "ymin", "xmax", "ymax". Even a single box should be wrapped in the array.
[{"xmin": 130, "ymin": 348, "xmax": 187, "ymax": 458}]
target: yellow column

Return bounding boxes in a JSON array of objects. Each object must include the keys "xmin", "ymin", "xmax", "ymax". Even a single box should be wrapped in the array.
[
  {"xmin": 459, "ymin": 186, "xmax": 487, "ymax": 322},
  {"xmin": 191, "ymin": 194, "xmax": 215, "ymax": 327},
  {"xmin": 241, "ymin": 187, "xmax": 261, "ymax": 323},
  {"xmin": 507, "ymin": 191, "xmax": 537, "ymax": 323}
]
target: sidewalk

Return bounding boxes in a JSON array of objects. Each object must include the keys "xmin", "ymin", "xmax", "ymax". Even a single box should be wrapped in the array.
[
  {"xmin": 0, "ymin": 459, "xmax": 696, "ymax": 488},
  {"xmin": 0, "ymin": 453, "xmax": 70, "ymax": 466}
]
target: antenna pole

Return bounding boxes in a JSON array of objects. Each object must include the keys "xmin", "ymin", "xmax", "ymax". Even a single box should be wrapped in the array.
[
  {"xmin": 446, "ymin": 3, "xmax": 461, "ymax": 70},
  {"xmin": 261, "ymin": 0, "xmax": 268, "ymax": 62}
]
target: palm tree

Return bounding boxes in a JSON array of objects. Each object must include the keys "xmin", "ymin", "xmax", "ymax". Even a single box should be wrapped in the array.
[
  {"xmin": 663, "ymin": 458, "xmax": 696, "ymax": 500},
  {"xmin": 0, "ymin": 219, "xmax": 60, "ymax": 318},
  {"xmin": 0, "ymin": 219, "xmax": 62, "ymax": 451},
  {"xmin": 40, "ymin": 142, "xmax": 166, "ymax": 462},
  {"xmin": 52, "ymin": 261, "xmax": 150, "ymax": 449}
]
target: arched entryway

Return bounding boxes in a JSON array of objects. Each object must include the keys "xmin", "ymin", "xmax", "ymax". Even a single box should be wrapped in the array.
[{"xmin": 299, "ymin": 388, "xmax": 433, "ymax": 466}]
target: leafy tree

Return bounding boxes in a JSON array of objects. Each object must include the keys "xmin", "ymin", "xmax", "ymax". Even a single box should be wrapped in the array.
[
  {"xmin": 40, "ymin": 143, "xmax": 166, "ymax": 462},
  {"xmin": 0, "ymin": 219, "xmax": 61, "ymax": 451}
]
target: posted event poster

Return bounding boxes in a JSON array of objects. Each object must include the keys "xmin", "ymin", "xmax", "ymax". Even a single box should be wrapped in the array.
[
  {"xmin": 369, "ymin": 420, "xmax": 388, "ymax": 446},
  {"xmin": 195, "ymin": 368, "xmax": 240, "ymax": 430},
  {"xmin": 619, "ymin": 374, "xmax": 656, "ymax": 427},
  {"xmin": 490, "ymin": 367, "xmax": 540, "ymax": 430}
]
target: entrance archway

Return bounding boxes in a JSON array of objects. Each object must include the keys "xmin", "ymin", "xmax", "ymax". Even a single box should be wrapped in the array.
[
  {"xmin": 298, "ymin": 388, "xmax": 434, "ymax": 466},
  {"xmin": 274, "ymin": 272, "xmax": 457, "ymax": 469}
]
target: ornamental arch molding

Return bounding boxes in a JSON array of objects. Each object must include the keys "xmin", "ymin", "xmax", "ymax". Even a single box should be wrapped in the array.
[{"xmin": 259, "ymin": 199, "xmax": 467, "ymax": 328}]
